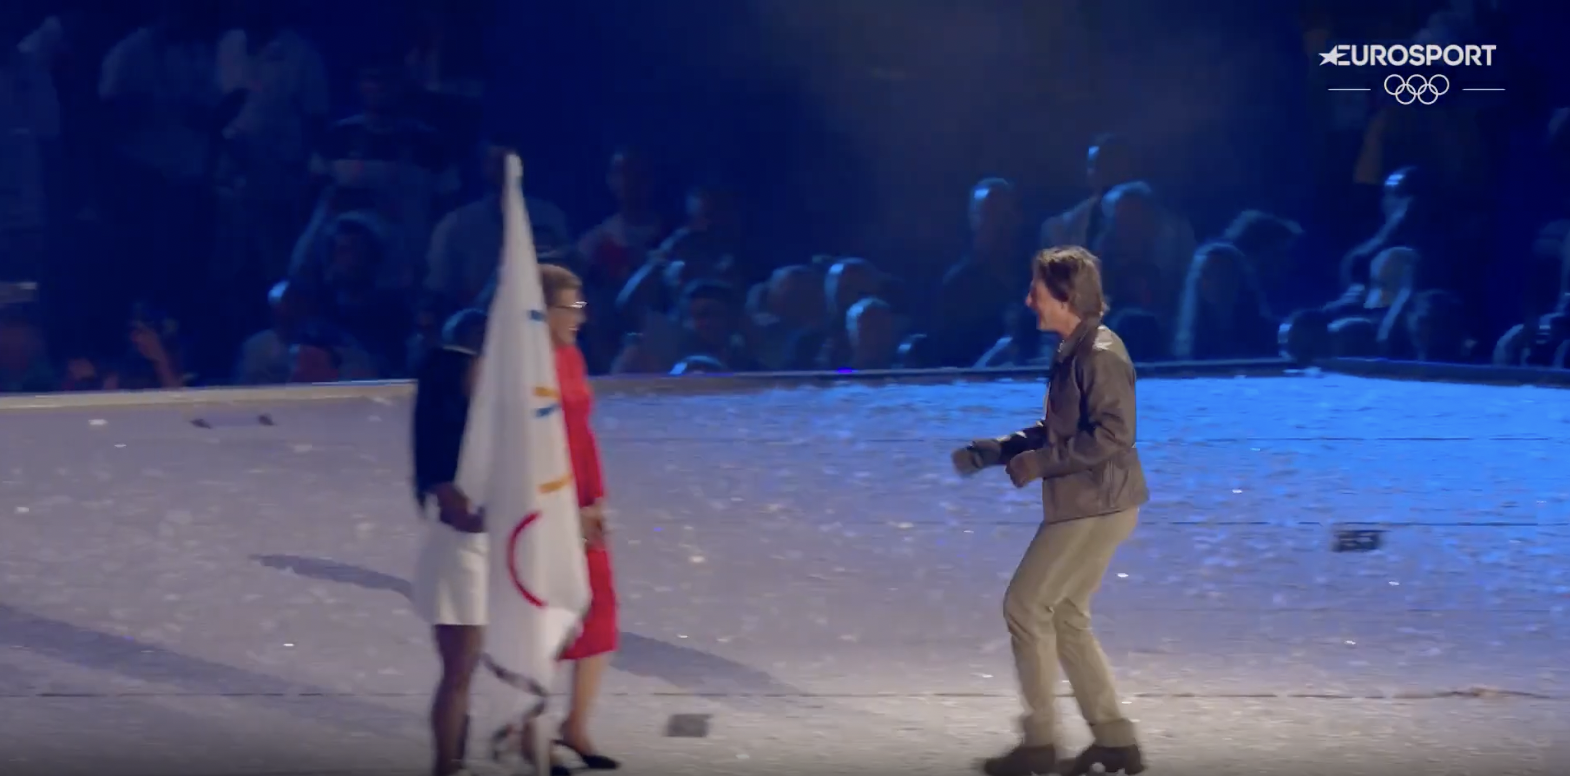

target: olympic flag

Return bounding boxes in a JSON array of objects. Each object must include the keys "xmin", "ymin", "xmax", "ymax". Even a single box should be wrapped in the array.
[{"xmin": 458, "ymin": 152, "xmax": 590, "ymax": 753}]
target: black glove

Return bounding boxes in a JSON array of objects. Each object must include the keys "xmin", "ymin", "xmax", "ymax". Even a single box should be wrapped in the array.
[{"xmin": 951, "ymin": 438, "xmax": 1004, "ymax": 476}]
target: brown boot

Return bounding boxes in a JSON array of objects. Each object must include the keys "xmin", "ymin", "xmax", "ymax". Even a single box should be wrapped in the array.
[
  {"xmin": 980, "ymin": 744, "xmax": 1060, "ymax": 776},
  {"xmin": 1065, "ymin": 743, "xmax": 1145, "ymax": 776}
]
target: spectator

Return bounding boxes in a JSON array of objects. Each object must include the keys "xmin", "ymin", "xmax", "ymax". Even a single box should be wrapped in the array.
[
  {"xmin": 1, "ymin": 13, "xmax": 58, "ymax": 283},
  {"xmin": 930, "ymin": 178, "xmax": 1026, "ymax": 367},
  {"xmin": 611, "ymin": 279, "xmax": 754, "ymax": 373},
  {"xmin": 673, "ymin": 279, "xmax": 754, "ymax": 370},
  {"xmin": 1222, "ymin": 210, "xmax": 1304, "ymax": 309},
  {"xmin": 284, "ymin": 321, "xmax": 378, "ymax": 383},
  {"xmin": 1405, "ymin": 289, "xmax": 1469, "ymax": 363},
  {"xmin": 1339, "ymin": 166, "xmax": 1450, "ymax": 295},
  {"xmin": 652, "ymin": 183, "xmax": 742, "ymax": 281},
  {"xmin": 577, "ymin": 147, "xmax": 665, "ymax": 294},
  {"xmin": 577, "ymin": 147, "xmax": 665, "ymax": 370},
  {"xmin": 0, "ymin": 304, "xmax": 55, "ymax": 393},
  {"xmin": 1171, "ymin": 243, "xmax": 1277, "ymax": 361},
  {"xmin": 426, "ymin": 143, "xmax": 573, "ymax": 311},
  {"xmin": 1104, "ymin": 307, "xmax": 1166, "ymax": 362},
  {"xmin": 1093, "ymin": 182, "xmax": 1194, "ymax": 322},
  {"xmin": 670, "ymin": 355, "xmax": 727, "ymax": 375},
  {"xmin": 296, "ymin": 57, "xmax": 458, "ymax": 291},
  {"xmin": 1328, "ymin": 316, "xmax": 1378, "ymax": 358},
  {"xmin": 317, "ymin": 211, "xmax": 409, "ymax": 375},
  {"xmin": 976, "ymin": 304, "xmax": 1048, "ymax": 369},
  {"xmin": 404, "ymin": 0, "xmax": 487, "ymax": 169},
  {"xmin": 1041, "ymin": 133, "xmax": 1139, "ymax": 250},
  {"xmin": 286, "ymin": 328, "xmax": 344, "ymax": 384},
  {"xmin": 1278, "ymin": 307, "xmax": 1332, "ymax": 365},
  {"xmin": 817, "ymin": 257, "xmax": 885, "ymax": 369},
  {"xmin": 1492, "ymin": 243, "xmax": 1564, "ymax": 366},
  {"xmin": 97, "ymin": 0, "xmax": 225, "ymax": 317},
  {"xmin": 846, "ymin": 297, "xmax": 898, "ymax": 371},
  {"xmin": 747, "ymin": 264, "xmax": 827, "ymax": 371},
  {"xmin": 115, "ymin": 302, "xmax": 189, "ymax": 390},
  {"xmin": 212, "ymin": 0, "xmax": 329, "ymax": 310},
  {"xmin": 233, "ymin": 279, "xmax": 315, "ymax": 385}
]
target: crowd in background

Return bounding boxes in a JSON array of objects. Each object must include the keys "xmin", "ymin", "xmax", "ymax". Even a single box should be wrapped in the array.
[{"xmin": 3, "ymin": 0, "xmax": 1569, "ymax": 395}]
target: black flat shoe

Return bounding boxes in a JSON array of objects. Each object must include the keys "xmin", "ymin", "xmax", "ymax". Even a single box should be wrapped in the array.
[{"xmin": 556, "ymin": 739, "xmax": 621, "ymax": 770}]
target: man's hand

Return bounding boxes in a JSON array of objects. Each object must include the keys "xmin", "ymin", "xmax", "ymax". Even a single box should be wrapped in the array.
[
  {"xmin": 951, "ymin": 439, "xmax": 1003, "ymax": 477},
  {"xmin": 1006, "ymin": 453, "xmax": 1043, "ymax": 489},
  {"xmin": 434, "ymin": 484, "xmax": 485, "ymax": 534},
  {"xmin": 580, "ymin": 501, "xmax": 607, "ymax": 546}
]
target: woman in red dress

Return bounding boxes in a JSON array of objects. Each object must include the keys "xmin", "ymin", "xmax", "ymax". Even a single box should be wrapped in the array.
[{"xmin": 537, "ymin": 263, "xmax": 621, "ymax": 771}]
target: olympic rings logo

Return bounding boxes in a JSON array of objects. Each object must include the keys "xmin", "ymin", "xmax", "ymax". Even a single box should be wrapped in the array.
[{"xmin": 1383, "ymin": 74, "xmax": 1450, "ymax": 106}]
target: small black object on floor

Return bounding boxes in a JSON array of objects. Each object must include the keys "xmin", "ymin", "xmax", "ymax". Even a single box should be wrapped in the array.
[
  {"xmin": 1333, "ymin": 528, "xmax": 1385, "ymax": 553},
  {"xmin": 664, "ymin": 713, "xmax": 711, "ymax": 738}
]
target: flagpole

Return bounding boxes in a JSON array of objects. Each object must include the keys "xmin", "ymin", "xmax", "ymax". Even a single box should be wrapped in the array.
[{"xmin": 534, "ymin": 711, "xmax": 551, "ymax": 776}]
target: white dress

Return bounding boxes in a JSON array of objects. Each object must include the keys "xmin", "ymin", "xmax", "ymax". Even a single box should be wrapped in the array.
[{"xmin": 411, "ymin": 500, "xmax": 488, "ymax": 626}]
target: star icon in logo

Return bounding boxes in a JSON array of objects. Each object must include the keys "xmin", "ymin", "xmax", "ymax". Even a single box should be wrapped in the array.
[{"xmin": 1319, "ymin": 49, "xmax": 1346, "ymax": 66}]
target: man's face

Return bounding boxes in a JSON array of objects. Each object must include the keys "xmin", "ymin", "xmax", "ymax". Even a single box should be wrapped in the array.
[{"xmin": 1026, "ymin": 277, "xmax": 1069, "ymax": 333}]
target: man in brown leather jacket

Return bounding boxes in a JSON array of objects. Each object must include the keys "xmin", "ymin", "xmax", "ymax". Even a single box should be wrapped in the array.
[{"xmin": 952, "ymin": 245, "xmax": 1149, "ymax": 776}]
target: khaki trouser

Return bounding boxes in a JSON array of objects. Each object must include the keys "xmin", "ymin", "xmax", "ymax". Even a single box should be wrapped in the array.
[{"xmin": 1004, "ymin": 508, "xmax": 1139, "ymax": 749}]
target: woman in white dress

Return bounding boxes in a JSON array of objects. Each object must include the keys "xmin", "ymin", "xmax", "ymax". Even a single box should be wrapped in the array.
[{"xmin": 410, "ymin": 310, "xmax": 488, "ymax": 776}]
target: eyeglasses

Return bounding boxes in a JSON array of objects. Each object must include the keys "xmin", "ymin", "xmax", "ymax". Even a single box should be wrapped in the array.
[{"xmin": 552, "ymin": 301, "xmax": 587, "ymax": 311}]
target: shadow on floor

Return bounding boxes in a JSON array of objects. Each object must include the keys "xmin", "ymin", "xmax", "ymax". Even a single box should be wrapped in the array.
[
  {"xmin": 250, "ymin": 554, "xmax": 806, "ymax": 698},
  {"xmin": 0, "ymin": 602, "xmax": 415, "ymax": 738}
]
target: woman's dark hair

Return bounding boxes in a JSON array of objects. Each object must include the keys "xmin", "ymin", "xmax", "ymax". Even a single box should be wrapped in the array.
[
  {"xmin": 1328, "ymin": 316, "xmax": 1379, "ymax": 357},
  {"xmin": 1279, "ymin": 307, "xmax": 1332, "ymax": 364},
  {"xmin": 1172, "ymin": 242, "xmax": 1275, "ymax": 360}
]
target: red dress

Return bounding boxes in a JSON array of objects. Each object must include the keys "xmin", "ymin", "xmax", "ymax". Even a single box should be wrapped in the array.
[{"xmin": 555, "ymin": 344, "xmax": 619, "ymax": 659}]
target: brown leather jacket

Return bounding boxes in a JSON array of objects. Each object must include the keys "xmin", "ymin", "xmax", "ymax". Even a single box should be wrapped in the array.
[{"xmin": 997, "ymin": 317, "xmax": 1150, "ymax": 523}]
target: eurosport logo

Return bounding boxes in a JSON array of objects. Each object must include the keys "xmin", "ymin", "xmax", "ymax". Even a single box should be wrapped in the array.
[
  {"xmin": 1320, "ymin": 43, "xmax": 1497, "ymax": 68},
  {"xmin": 1319, "ymin": 43, "xmax": 1502, "ymax": 104}
]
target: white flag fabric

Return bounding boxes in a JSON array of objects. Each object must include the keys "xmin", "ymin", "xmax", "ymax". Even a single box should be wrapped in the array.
[{"xmin": 459, "ymin": 153, "xmax": 590, "ymax": 719}]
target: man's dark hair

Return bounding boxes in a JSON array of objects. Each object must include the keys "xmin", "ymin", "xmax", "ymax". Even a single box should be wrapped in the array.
[
  {"xmin": 680, "ymin": 279, "xmax": 738, "ymax": 312},
  {"xmin": 1328, "ymin": 316, "xmax": 1378, "ymax": 357},
  {"xmin": 1032, "ymin": 246, "xmax": 1109, "ymax": 320}
]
